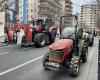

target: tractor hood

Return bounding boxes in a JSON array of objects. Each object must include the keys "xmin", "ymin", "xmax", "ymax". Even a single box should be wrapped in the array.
[{"xmin": 49, "ymin": 39, "xmax": 73, "ymax": 50}]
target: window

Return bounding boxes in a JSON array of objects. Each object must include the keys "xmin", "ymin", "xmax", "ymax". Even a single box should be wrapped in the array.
[
  {"xmin": 31, "ymin": 10, "xmax": 33, "ymax": 12},
  {"xmin": 31, "ymin": 15, "xmax": 33, "ymax": 19},
  {"xmin": 20, "ymin": 12, "xmax": 22, "ymax": 14}
]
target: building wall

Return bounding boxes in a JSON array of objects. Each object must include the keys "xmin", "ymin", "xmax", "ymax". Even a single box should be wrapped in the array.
[
  {"xmin": 79, "ymin": 4, "xmax": 98, "ymax": 29},
  {"xmin": 18, "ymin": 0, "xmax": 72, "ymax": 22},
  {"xmin": 37, "ymin": 0, "xmax": 63, "ymax": 20}
]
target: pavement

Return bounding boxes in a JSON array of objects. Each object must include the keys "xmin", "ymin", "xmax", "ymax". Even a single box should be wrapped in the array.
[{"xmin": 0, "ymin": 38, "xmax": 98, "ymax": 80}]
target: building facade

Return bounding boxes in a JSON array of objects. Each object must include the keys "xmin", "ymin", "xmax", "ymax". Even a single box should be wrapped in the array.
[
  {"xmin": 18, "ymin": 0, "xmax": 72, "ymax": 23},
  {"xmin": 78, "ymin": 4, "xmax": 98, "ymax": 29}
]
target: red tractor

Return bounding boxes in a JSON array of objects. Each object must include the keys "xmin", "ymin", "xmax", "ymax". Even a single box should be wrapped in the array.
[
  {"xmin": 21, "ymin": 18, "xmax": 57, "ymax": 47},
  {"xmin": 42, "ymin": 15, "xmax": 88, "ymax": 77}
]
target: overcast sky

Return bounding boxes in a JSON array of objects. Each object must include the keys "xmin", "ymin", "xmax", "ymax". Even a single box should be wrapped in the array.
[{"xmin": 71, "ymin": 0, "xmax": 96, "ymax": 14}]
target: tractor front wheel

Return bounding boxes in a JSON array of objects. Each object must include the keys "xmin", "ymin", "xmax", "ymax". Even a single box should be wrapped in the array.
[
  {"xmin": 43, "ymin": 54, "xmax": 49, "ymax": 70},
  {"xmin": 34, "ymin": 33, "xmax": 46, "ymax": 47},
  {"xmin": 69, "ymin": 56, "xmax": 80, "ymax": 77}
]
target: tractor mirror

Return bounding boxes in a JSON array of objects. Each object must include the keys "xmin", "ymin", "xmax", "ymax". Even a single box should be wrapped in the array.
[{"xmin": 78, "ymin": 28, "xmax": 83, "ymax": 39}]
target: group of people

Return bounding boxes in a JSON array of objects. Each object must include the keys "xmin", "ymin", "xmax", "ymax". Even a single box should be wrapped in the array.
[{"xmin": 7, "ymin": 24, "xmax": 25, "ymax": 45}]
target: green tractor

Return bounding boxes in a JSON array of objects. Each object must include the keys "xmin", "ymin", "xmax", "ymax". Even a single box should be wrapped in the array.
[
  {"xmin": 83, "ymin": 30, "xmax": 94, "ymax": 47},
  {"xmin": 42, "ymin": 15, "xmax": 88, "ymax": 77}
]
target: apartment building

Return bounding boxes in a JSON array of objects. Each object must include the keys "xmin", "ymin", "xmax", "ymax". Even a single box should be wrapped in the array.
[
  {"xmin": 38, "ymin": 0, "xmax": 63, "ymax": 20},
  {"xmin": 18, "ymin": 0, "xmax": 72, "ymax": 22},
  {"xmin": 79, "ymin": 4, "xmax": 98, "ymax": 29}
]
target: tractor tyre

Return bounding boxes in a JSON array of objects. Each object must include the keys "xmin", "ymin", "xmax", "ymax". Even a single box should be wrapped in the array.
[
  {"xmin": 69, "ymin": 56, "xmax": 80, "ymax": 77},
  {"xmin": 50, "ymin": 30, "xmax": 57, "ymax": 43},
  {"xmin": 82, "ymin": 47, "xmax": 88, "ymax": 63},
  {"xmin": 43, "ymin": 54, "xmax": 49, "ymax": 70},
  {"xmin": 34, "ymin": 33, "xmax": 46, "ymax": 47}
]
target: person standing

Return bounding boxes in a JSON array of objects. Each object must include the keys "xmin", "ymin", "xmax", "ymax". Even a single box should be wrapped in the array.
[{"xmin": 17, "ymin": 28, "xmax": 25, "ymax": 45}]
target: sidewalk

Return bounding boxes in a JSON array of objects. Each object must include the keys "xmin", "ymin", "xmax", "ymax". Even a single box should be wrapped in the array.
[
  {"xmin": 87, "ymin": 47, "xmax": 98, "ymax": 80},
  {"xmin": 87, "ymin": 37, "xmax": 98, "ymax": 80},
  {"xmin": 75, "ymin": 37, "xmax": 98, "ymax": 80}
]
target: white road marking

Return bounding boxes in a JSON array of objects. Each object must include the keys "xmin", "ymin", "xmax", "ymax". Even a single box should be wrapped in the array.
[
  {"xmin": 0, "ymin": 52, "xmax": 8, "ymax": 55},
  {"xmin": 0, "ymin": 55, "xmax": 43, "ymax": 76}
]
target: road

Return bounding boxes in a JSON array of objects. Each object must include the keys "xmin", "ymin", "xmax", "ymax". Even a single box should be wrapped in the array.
[{"xmin": 0, "ymin": 38, "xmax": 98, "ymax": 80}]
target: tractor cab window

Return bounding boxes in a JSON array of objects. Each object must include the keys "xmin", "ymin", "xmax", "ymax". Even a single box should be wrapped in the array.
[
  {"xmin": 42, "ymin": 19, "xmax": 52, "ymax": 29},
  {"xmin": 61, "ymin": 27, "xmax": 75, "ymax": 40},
  {"xmin": 35, "ymin": 20, "xmax": 43, "ymax": 26},
  {"xmin": 44, "ymin": 19, "xmax": 52, "ymax": 26}
]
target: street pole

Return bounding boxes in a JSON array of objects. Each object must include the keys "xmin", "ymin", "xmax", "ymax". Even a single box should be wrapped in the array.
[{"xmin": 23, "ymin": 0, "xmax": 27, "ymax": 24}]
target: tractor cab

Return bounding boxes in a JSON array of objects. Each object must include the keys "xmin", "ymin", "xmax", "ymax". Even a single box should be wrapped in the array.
[{"xmin": 31, "ymin": 18, "xmax": 53, "ymax": 32}]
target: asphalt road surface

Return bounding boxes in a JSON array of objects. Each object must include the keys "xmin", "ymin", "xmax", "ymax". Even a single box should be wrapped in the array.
[{"xmin": 0, "ymin": 38, "xmax": 98, "ymax": 80}]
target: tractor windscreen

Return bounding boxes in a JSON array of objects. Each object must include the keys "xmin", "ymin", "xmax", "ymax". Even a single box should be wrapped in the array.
[
  {"xmin": 35, "ymin": 20, "xmax": 43, "ymax": 26},
  {"xmin": 34, "ymin": 19, "xmax": 52, "ymax": 29},
  {"xmin": 61, "ymin": 27, "xmax": 75, "ymax": 39},
  {"xmin": 60, "ymin": 15, "xmax": 78, "ymax": 40}
]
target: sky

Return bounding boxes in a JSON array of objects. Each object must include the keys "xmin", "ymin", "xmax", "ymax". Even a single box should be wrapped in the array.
[{"xmin": 71, "ymin": 0, "xmax": 96, "ymax": 14}]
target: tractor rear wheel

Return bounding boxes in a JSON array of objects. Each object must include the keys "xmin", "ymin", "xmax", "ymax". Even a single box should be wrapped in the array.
[
  {"xmin": 34, "ymin": 33, "xmax": 46, "ymax": 47},
  {"xmin": 82, "ymin": 47, "xmax": 88, "ymax": 63},
  {"xmin": 69, "ymin": 56, "xmax": 80, "ymax": 77}
]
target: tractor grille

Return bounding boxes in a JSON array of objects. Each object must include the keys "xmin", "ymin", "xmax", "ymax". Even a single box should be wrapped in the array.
[{"xmin": 49, "ymin": 50, "xmax": 64, "ymax": 60}]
